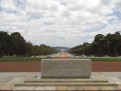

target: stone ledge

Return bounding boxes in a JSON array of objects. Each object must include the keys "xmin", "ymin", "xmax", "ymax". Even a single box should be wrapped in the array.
[
  {"xmin": 15, "ymin": 83, "xmax": 119, "ymax": 86},
  {"xmin": 24, "ymin": 79, "xmax": 109, "ymax": 83}
]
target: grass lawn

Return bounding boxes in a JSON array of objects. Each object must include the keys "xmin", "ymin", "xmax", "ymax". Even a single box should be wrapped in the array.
[
  {"xmin": 0, "ymin": 57, "xmax": 121, "ymax": 62},
  {"xmin": 0, "ymin": 57, "xmax": 41, "ymax": 62}
]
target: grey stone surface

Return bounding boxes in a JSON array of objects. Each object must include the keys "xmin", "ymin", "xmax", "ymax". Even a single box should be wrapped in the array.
[
  {"xmin": 41, "ymin": 59, "xmax": 91, "ymax": 78},
  {"xmin": 0, "ymin": 72, "xmax": 121, "ymax": 90}
]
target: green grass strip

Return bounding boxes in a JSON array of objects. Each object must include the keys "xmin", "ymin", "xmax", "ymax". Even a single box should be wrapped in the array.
[
  {"xmin": 0, "ymin": 57, "xmax": 41, "ymax": 62},
  {"xmin": 90, "ymin": 57, "xmax": 121, "ymax": 61},
  {"xmin": 0, "ymin": 57, "xmax": 121, "ymax": 62}
]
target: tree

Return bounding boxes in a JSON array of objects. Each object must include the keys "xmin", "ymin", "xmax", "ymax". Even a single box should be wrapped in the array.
[
  {"xmin": 94, "ymin": 34, "xmax": 105, "ymax": 42},
  {"xmin": 0, "ymin": 31, "xmax": 57, "ymax": 57},
  {"xmin": 106, "ymin": 32, "xmax": 121, "ymax": 56},
  {"xmin": 25, "ymin": 42, "xmax": 34, "ymax": 56},
  {"xmin": 69, "ymin": 32, "xmax": 121, "ymax": 57},
  {"xmin": 0, "ymin": 31, "xmax": 10, "ymax": 57},
  {"xmin": 9, "ymin": 32, "xmax": 26, "ymax": 56}
]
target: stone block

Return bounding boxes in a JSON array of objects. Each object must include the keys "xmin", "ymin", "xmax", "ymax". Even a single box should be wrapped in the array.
[{"xmin": 41, "ymin": 59, "xmax": 91, "ymax": 78}]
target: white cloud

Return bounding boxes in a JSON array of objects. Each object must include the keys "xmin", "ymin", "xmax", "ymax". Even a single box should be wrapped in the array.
[
  {"xmin": 0, "ymin": 0, "xmax": 121, "ymax": 47},
  {"xmin": 0, "ymin": 0, "xmax": 16, "ymax": 11}
]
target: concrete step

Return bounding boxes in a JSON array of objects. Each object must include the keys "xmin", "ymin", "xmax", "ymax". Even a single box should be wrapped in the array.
[
  {"xmin": 14, "ymin": 79, "xmax": 121, "ymax": 91},
  {"xmin": 15, "ymin": 83, "xmax": 118, "ymax": 86},
  {"xmin": 14, "ymin": 85, "xmax": 121, "ymax": 91},
  {"xmin": 24, "ymin": 79, "xmax": 109, "ymax": 83}
]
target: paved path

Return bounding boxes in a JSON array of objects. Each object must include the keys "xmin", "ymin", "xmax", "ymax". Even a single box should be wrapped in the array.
[
  {"xmin": 52, "ymin": 52, "xmax": 74, "ymax": 58},
  {"xmin": 0, "ymin": 72, "xmax": 121, "ymax": 90}
]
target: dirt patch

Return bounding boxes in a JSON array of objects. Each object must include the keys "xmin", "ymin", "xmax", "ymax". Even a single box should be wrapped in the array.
[
  {"xmin": 0, "ymin": 61, "xmax": 40, "ymax": 72},
  {"xmin": 0, "ymin": 61, "xmax": 121, "ymax": 72},
  {"xmin": 92, "ymin": 61, "xmax": 121, "ymax": 72}
]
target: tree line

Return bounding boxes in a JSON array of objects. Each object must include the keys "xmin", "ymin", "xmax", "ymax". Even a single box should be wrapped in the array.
[
  {"xmin": 0, "ymin": 31, "xmax": 57, "ymax": 57},
  {"xmin": 69, "ymin": 32, "xmax": 121, "ymax": 57}
]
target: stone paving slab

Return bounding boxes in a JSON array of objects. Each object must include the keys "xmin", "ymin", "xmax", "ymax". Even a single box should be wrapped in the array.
[
  {"xmin": 0, "ymin": 72, "xmax": 121, "ymax": 90},
  {"xmin": 13, "ymin": 86, "xmax": 120, "ymax": 91}
]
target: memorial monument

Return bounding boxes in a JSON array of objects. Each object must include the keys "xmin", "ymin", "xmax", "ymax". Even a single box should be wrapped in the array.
[
  {"xmin": 14, "ymin": 52, "xmax": 121, "ymax": 90},
  {"xmin": 41, "ymin": 59, "xmax": 91, "ymax": 78}
]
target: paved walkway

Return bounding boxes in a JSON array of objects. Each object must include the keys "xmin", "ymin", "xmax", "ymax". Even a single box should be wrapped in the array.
[
  {"xmin": 0, "ymin": 72, "xmax": 121, "ymax": 90},
  {"xmin": 51, "ymin": 52, "xmax": 74, "ymax": 58}
]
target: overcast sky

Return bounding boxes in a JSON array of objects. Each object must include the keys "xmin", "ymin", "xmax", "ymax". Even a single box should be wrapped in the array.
[{"xmin": 0, "ymin": 0, "xmax": 121, "ymax": 47}]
